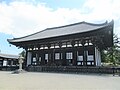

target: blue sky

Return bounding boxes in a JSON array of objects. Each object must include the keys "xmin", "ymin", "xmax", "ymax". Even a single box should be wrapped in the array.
[
  {"xmin": 0, "ymin": 0, "xmax": 85, "ymax": 8},
  {"xmin": 0, "ymin": 0, "xmax": 120, "ymax": 55}
]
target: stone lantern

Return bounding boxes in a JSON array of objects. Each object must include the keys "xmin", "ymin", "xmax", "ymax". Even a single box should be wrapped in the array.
[
  {"xmin": 18, "ymin": 55, "xmax": 24, "ymax": 71},
  {"xmin": 12, "ymin": 55, "xmax": 26, "ymax": 74}
]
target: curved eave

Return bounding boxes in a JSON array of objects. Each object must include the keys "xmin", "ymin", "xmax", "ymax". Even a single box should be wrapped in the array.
[
  {"xmin": 8, "ymin": 20, "xmax": 114, "ymax": 45},
  {"xmin": 0, "ymin": 53, "xmax": 19, "ymax": 59}
]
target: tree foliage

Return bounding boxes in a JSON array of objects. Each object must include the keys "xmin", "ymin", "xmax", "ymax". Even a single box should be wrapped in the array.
[
  {"xmin": 19, "ymin": 50, "xmax": 26, "ymax": 59},
  {"xmin": 101, "ymin": 35, "xmax": 120, "ymax": 66}
]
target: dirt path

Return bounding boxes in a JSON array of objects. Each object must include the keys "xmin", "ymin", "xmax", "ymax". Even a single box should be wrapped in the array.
[{"xmin": 0, "ymin": 71, "xmax": 120, "ymax": 90}]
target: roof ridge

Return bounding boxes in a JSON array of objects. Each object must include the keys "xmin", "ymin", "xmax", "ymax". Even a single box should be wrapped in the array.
[{"xmin": 45, "ymin": 21, "xmax": 108, "ymax": 30}]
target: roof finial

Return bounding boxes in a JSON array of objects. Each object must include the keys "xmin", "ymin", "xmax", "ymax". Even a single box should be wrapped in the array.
[{"xmin": 105, "ymin": 20, "xmax": 108, "ymax": 24}]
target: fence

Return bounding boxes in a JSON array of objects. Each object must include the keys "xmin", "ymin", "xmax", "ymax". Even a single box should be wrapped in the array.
[
  {"xmin": 1, "ymin": 65, "xmax": 120, "ymax": 76},
  {"xmin": 0, "ymin": 66, "xmax": 19, "ymax": 71},
  {"xmin": 27, "ymin": 66, "xmax": 120, "ymax": 75}
]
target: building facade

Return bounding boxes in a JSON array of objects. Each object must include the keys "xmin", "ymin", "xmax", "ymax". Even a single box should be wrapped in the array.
[
  {"xmin": 8, "ymin": 21, "xmax": 114, "ymax": 67},
  {"xmin": 0, "ymin": 53, "xmax": 19, "ymax": 66}
]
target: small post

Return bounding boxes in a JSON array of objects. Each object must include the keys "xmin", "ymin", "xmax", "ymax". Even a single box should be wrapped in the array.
[{"xmin": 112, "ymin": 66, "xmax": 115, "ymax": 76}]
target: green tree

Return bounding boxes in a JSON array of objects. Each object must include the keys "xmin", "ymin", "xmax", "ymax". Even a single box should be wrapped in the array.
[
  {"xmin": 101, "ymin": 35, "xmax": 120, "ymax": 66},
  {"xmin": 19, "ymin": 50, "xmax": 26, "ymax": 59}
]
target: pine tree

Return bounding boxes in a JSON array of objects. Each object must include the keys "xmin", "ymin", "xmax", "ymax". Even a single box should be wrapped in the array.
[{"xmin": 101, "ymin": 35, "xmax": 120, "ymax": 66}]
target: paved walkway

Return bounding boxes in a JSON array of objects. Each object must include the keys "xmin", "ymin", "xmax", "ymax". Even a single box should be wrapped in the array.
[{"xmin": 0, "ymin": 71, "xmax": 120, "ymax": 90}]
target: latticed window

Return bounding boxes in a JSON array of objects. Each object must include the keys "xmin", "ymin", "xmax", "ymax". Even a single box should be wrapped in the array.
[
  {"xmin": 55, "ymin": 53, "xmax": 60, "ymax": 60},
  {"xmin": 33, "ymin": 57, "xmax": 36, "ymax": 62},
  {"xmin": 77, "ymin": 56, "xmax": 83, "ymax": 61},
  {"xmin": 66, "ymin": 52, "xmax": 73, "ymax": 59},
  {"xmin": 39, "ymin": 57, "xmax": 41, "ymax": 62},
  {"xmin": 45, "ymin": 54, "xmax": 48, "ymax": 60}
]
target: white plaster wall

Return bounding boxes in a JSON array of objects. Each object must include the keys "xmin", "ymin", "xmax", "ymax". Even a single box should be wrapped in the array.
[
  {"xmin": 77, "ymin": 56, "xmax": 83, "ymax": 61},
  {"xmin": 27, "ymin": 52, "xmax": 32, "ymax": 66},
  {"xmin": 95, "ymin": 47, "xmax": 101, "ymax": 66},
  {"xmin": 3, "ymin": 60, "xmax": 7, "ymax": 66},
  {"xmin": 98, "ymin": 49, "xmax": 101, "ymax": 66},
  {"xmin": 87, "ymin": 55, "xmax": 94, "ymax": 61}
]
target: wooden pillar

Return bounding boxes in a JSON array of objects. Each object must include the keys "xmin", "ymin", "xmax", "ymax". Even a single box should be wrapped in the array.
[
  {"xmin": 36, "ymin": 52, "xmax": 39, "ymax": 65},
  {"xmin": 82, "ymin": 41, "xmax": 86, "ymax": 66},
  {"xmin": 11, "ymin": 60, "xmax": 13, "ymax": 66},
  {"xmin": 38, "ymin": 50, "xmax": 42, "ymax": 65},
  {"xmin": 62, "ymin": 49, "xmax": 66, "ymax": 66},
  {"xmin": 6, "ymin": 59, "xmax": 8, "ymax": 66},
  {"xmin": 93, "ymin": 46, "xmax": 96, "ymax": 66},
  {"xmin": 0, "ymin": 60, "xmax": 3, "ymax": 66},
  {"xmin": 50, "ymin": 51, "xmax": 53, "ymax": 64},
  {"xmin": 59, "ymin": 51, "xmax": 62, "ymax": 65},
  {"xmin": 84, "ymin": 50, "xmax": 87, "ymax": 66},
  {"xmin": 59, "ymin": 42, "xmax": 62, "ymax": 65},
  {"xmin": 52, "ymin": 49, "xmax": 55, "ymax": 64},
  {"xmin": 41, "ymin": 51, "xmax": 45, "ymax": 65},
  {"xmin": 31, "ymin": 52, "xmax": 34, "ymax": 65},
  {"xmin": 47, "ymin": 44, "xmax": 51, "ymax": 65},
  {"xmin": 73, "ymin": 49, "xmax": 77, "ymax": 66},
  {"xmin": 7, "ymin": 59, "xmax": 10, "ymax": 66},
  {"xmin": 25, "ymin": 49, "xmax": 28, "ymax": 66},
  {"xmin": 48, "ymin": 51, "xmax": 52, "ymax": 65},
  {"xmin": 72, "ymin": 41, "xmax": 77, "ymax": 66}
]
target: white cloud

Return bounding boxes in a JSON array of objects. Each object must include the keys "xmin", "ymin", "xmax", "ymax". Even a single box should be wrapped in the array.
[
  {"xmin": 0, "ymin": 0, "xmax": 120, "ymax": 37},
  {"xmin": 83, "ymin": 0, "xmax": 120, "ymax": 20},
  {"xmin": 0, "ymin": 1, "xmax": 81, "ymax": 37},
  {"xmin": 83, "ymin": 0, "xmax": 120, "ymax": 35}
]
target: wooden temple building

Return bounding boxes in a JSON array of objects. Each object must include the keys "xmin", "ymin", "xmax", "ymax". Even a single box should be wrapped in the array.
[
  {"xmin": 8, "ymin": 21, "xmax": 114, "ymax": 67},
  {"xmin": 0, "ymin": 53, "xmax": 19, "ymax": 67}
]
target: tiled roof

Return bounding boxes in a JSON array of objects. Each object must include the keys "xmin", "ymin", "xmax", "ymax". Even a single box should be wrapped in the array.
[
  {"xmin": 0, "ymin": 53, "xmax": 19, "ymax": 59},
  {"xmin": 8, "ymin": 21, "xmax": 113, "ymax": 43}
]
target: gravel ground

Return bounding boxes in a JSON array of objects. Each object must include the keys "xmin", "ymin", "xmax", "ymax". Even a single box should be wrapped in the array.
[{"xmin": 0, "ymin": 71, "xmax": 120, "ymax": 90}]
